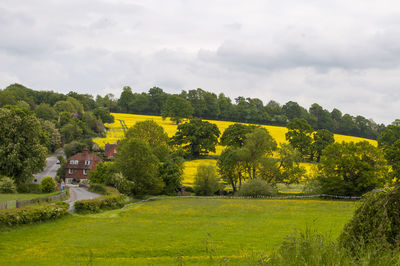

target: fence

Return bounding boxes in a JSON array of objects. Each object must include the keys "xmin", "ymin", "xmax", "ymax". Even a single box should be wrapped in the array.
[
  {"xmin": 14, "ymin": 191, "xmax": 67, "ymax": 209},
  {"xmin": 0, "ymin": 201, "xmax": 7, "ymax": 210}
]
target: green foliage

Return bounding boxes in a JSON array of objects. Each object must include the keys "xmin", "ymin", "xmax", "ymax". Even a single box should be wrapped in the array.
[
  {"xmin": 88, "ymin": 183, "xmax": 107, "ymax": 195},
  {"xmin": 217, "ymin": 147, "xmax": 245, "ymax": 192},
  {"xmin": 114, "ymin": 138, "xmax": 163, "ymax": 195},
  {"xmin": 286, "ymin": 118, "xmax": 313, "ymax": 158},
  {"xmin": 54, "ymin": 100, "xmax": 76, "ymax": 114},
  {"xmin": 107, "ymin": 173, "xmax": 135, "ymax": 195},
  {"xmin": 241, "ymin": 127, "xmax": 277, "ymax": 179},
  {"xmin": 88, "ymin": 161, "xmax": 116, "ymax": 184},
  {"xmin": 125, "ymin": 120, "xmax": 170, "ymax": 161},
  {"xmin": 161, "ymin": 94, "xmax": 194, "ymax": 124},
  {"xmin": 159, "ymin": 155, "xmax": 184, "ymax": 195},
  {"xmin": 41, "ymin": 177, "xmax": 56, "ymax": 193},
  {"xmin": 40, "ymin": 120, "xmax": 61, "ymax": 152},
  {"xmin": 60, "ymin": 121, "xmax": 83, "ymax": 143},
  {"xmin": 63, "ymin": 141, "xmax": 87, "ymax": 158},
  {"xmin": 74, "ymin": 194, "xmax": 127, "ymax": 213},
  {"xmin": 318, "ymin": 141, "xmax": 388, "ymax": 196},
  {"xmin": 220, "ymin": 123, "xmax": 256, "ymax": 148},
  {"xmin": 0, "ymin": 202, "xmax": 68, "ymax": 227},
  {"xmin": 0, "ymin": 176, "xmax": 16, "ymax": 193},
  {"xmin": 171, "ymin": 119, "xmax": 221, "ymax": 157},
  {"xmin": 16, "ymin": 183, "xmax": 42, "ymax": 194},
  {"xmin": 93, "ymin": 107, "xmax": 114, "ymax": 123},
  {"xmin": 193, "ymin": 164, "xmax": 220, "ymax": 196},
  {"xmin": 384, "ymin": 139, "xmax": 400, "ymax": 183},
  {"xmin": 311, "ymin": 129, "xmax": 334, "ymax": 162},
  {"xmin": 340, "ymin": 188, "xmax": 400, "ymax": 254},
  {"xmin": 238, "ymin": 178, "xmax": 277, "ymax": 197},
  {"xmin": 0, "ymin": 106, "xmax": 47, "ymax": 183},
  {"xmin": 35, "ymin": 103, "xmax": 57, "ymax": 121}
]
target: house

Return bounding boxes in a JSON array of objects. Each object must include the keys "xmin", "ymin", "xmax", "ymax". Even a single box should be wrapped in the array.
[
  {"xmin": 65, "ymin": 147, "xmax": 103, "ymax": 184},
  {"xmin": 104, "ymin": 143, "xmax": 118, "ymax": 159}
]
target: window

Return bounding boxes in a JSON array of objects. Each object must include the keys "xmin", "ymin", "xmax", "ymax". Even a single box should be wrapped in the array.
[
  {"xmin": 85, "ymin": 160, "xmax": 91, "ymax": 165},
  {"xmin": 69, "ymin": 160, "xmax": 79, "ymax": 165},
  {"xmin": 83, "ymin": 169, "xmax": 88, "ymax": 175},
  {"xmin": 69, "ymin": 169, "xmax": 73, "ymax": 174}
]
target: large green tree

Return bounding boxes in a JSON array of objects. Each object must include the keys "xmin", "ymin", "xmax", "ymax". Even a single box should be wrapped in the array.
[
  {"xmin": 285, "ymin": 118, "xmax": 313, "ymax": 158},
  {"xmin": 318, "ymin": 141, "xmax": 388, "ymax": 196},
  {"xmin": 217, "ymin": 147, "xmax": 246, "ymax": 192},
  {"xmin": 114, "ymin": 138, "xmax": 164, "ymax": 195},
  {"xmin": 171, "ymin": 119, "xmax": 220, "ymax": 157},
  {"xmin": 0, "ymin": 106, "xmax": 47, "ymax": 183},
  {"xmin": 161, "ymin": 95, "xmax": 194, "ymax": 124},
  {"xmin": 220, "ymin": 123, "xmax": 256, "ymax": 148},
  {"xmin": 311, "ymin": 129, "xmax": 335, "ymax": 162}
]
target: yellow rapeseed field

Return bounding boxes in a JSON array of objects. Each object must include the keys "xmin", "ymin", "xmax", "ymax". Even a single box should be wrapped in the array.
[{"xmin": 93, "ymin": 113, "xmax": 377, "ymax": 186}]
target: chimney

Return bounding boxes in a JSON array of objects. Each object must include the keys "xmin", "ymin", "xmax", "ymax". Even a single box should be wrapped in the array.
[{"xmin": 83, "ymin": 147, "xmax": 89, "ymax": 154}]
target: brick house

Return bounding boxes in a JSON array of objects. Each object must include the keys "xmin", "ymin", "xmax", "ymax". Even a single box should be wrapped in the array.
[
  {"xmin": 104, "ymin": 143, "xmax": 118, "ymax": 159},
  {"xmin": 65, "ymin": 147, "xmax": 103, "ymax": 183}
]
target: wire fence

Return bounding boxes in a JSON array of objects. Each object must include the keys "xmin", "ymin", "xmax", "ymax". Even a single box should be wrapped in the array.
[{"xmin": 0, "ymin": 191, "xmax": 67, "ymax": 210}]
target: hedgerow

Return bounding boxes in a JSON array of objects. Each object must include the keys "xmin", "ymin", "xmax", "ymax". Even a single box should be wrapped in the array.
[
  {"xmin": 0, "ymin": 202, "xmax": 69, "ymax": 227},
  {"xmin": 74, "ymin": 194, "xmax": 127, "ymax": 213}
]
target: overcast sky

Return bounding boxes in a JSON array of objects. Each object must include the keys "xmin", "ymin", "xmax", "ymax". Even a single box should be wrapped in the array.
[{"xmin": 1, "ymin": 0, "xmax": 399, "ymax": 124}]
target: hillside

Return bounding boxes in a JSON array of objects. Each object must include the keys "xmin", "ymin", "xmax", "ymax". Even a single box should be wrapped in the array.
[{"xmin": 93, "ymin": 113, "xmax": 377, "ymax": 186}]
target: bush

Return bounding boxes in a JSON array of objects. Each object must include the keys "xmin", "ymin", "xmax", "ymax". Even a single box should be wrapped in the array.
[
  {"xmin": 74, "ymin": 194, "xmax": 127, "ymax": 213},
  {"xmin": 41, "ymin": 177, "xmax": 56, "ymax": 193},
  {"xmin": 88, "ymin": 183, "xmax": 107, "ymax": 195},
  {"xmin": 0, "ymin": 176, "xmax": 16, "ymax": 193},
  {"xmin": 0, "ymin": 202, "xmax": 68, "ymax": 227},
  {"xmin": 238, "ymin": 178, "xmax": 277, "ymax": 197},
  {"xmin": 340, "ymin": 188, "xmax": 400, "ymax": 254},
  {"xmin": 193, "ymin": 164, "xmax": 220, "ymax": 196},
  {"xmin": 16, "ymin": 183, "xmax": 42, "ymax": 193}
]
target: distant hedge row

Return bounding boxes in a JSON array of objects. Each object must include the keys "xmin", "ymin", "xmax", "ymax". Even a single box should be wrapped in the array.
[
  {"xmin": 0, "ymin": 202, "xmax": 69, "ymax": 227},
  {"xmin": 74, "ymin": 194, "xmax": 127, "ymax": 213}
]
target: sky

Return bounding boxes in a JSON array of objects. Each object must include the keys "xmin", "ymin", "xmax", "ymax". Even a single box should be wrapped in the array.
[{"xmin": 0, "ymin": 0, "xmax": 399, "ymax": 125}]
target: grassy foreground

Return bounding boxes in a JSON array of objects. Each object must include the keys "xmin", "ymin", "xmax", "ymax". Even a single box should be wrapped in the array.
[{"xmin": 0, "ymin": 198, "xmax": 356, "ymax": 265}]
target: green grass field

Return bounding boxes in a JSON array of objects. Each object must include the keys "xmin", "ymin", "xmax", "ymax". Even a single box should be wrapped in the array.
[{"xmin": 0, "ymin": 197, "xmax": 356, "ymax": 265}]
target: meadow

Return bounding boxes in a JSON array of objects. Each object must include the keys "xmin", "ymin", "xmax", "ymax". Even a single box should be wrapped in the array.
[
  {"xmin": 0, "ymin": 197, "xmax": 356, "ymax": 265},
  {"xmin": 93, "ymin": 113, "xmax": 376, "ymax": 186}
]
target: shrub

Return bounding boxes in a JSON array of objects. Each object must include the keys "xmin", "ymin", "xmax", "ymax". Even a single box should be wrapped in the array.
[
  {"xmin": 88, "ymin": 183, "xmax": 107, "ymax": 195},
  {"xmin": 340, "ymin": 188, "xmax": 400, "ymax": 254},
  {"xmin": 0, "ymin": 202, "xmax": 68, "ymax": 227},
  {"xmin": 193, "ymin": 164, "xmax": 220, "ymax": 196},
  {"xmin": 238, "ymin": 178, "xmax": 277, "ymax": 197},
  {"xmin": 0, "ymin": 176, "xmax": 16, "ymax": 193},
  {"xmin": 16, "ymin": 183, "xmax": 42, "ymax": 193},
  {"xmin": 41, "ymin": 177, "xmax": 56, "ymax": 193},
  {"xmin": 74, "ymin": 194, "xmax": 127, "ymax": 213}
]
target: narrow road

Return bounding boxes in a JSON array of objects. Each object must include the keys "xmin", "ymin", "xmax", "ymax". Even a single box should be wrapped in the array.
[
  {"xmin": 33, "ymin": 154, "xmax": 61, "ymax": 184},
  {"xmin": 65, "ymin": 186, "xmax": 101, "ymax": 211}
]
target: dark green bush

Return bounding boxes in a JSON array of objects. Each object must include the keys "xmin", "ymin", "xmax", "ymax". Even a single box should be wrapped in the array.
[
  {"xmin": 238, "ymin": 178, "xmax": 277, "ymax": 197},
  {"xmin": 74, "ymin": 194, "xmax": 127, "ymax": 213},
  {"xmin": 340, "ymin": 187, "xmax": 400, "ymax": 254},
  {"xmin": 0, "ymin": 202, "xmax": 68, "ymax": 227},
  {"xmin": 16, "ymin": 183, "xmax": 42, "ymax": 193}
]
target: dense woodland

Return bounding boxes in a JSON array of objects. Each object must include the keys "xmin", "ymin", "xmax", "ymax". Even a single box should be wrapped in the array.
[{"xmin": 0, "ymin": 83, "xmax": 388, "ymax": 140}]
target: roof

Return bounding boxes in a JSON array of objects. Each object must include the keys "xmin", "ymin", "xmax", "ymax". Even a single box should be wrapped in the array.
[
  {"xmin": 104, "ymin": 143, "xmax": 117, "ymax": 157},
  {"xmin": 66, "ymin": 147, "xmax": 103, "ymax": 170}
]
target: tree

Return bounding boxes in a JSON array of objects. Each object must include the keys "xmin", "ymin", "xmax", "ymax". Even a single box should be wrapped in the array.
[
  {"xmin": 40, "ymin": 120, "xmax": 62, "ymax": 152},
  {"xmin": 93, "ymin": 107, "xmax": 114, "ymax": 123},
  {"xmin": 159, "ymin": 155, "xmax": 184, "ymax": 195},
  {"xmin": 0, "ymin": 106, "xmax": 47, "ymax": 184},
  {"xmin": 161, "ymin": 95, "xmax": 194, "ymax": 124},
  {"xmin": 89, "ymin": 161, "xmax": 116, "ymax": 184},
  {"xmin": 126, "ymin": 120, "xmax": 170, "ymax": 161},
  {"xmin": 114, "ymin": 138, "xmax": 163, "ymax": 195},
  {"xmin": 383, "ymin": 139, "xmax": 400, "ymax": 183},
  {"xmin": 220, "ymin": 123, "xmax": 256, "ymax": 148},
  {"xmin": 117, "ymin": 86, "xmax": 135, "ymax": 113},
  {"xmin": 318, "ymin": 141, "xmax": 388, "ymax": 196},
  {"xmin": 171, "ymin": 119, "xmax": 220, "ymax": 157},
  {"xmin": 241, "ymin": 128, "xmax": 277, "ymax": 179},
  {"xmin": 217, "ymin": 147, "xmax": 245, "ymax": 192},
  {"xmin": 285, "ymin": 118, "xmax": 313, "ymax": 158},
  {"xmin": 60, "ymin": 122, "xmax": 83, "ymax": 143},
  {"xmin": 54, "ymin": 100, "xmax": 76, "ymax": 114},
  {"xmin": 311, "ymin": 129, "xmax": 334, "ymax": 162},
  {"xmin": 193, "ymin": 164, "xmax": 220, "ymax": 196},
  {"xmin": 35, "ymin": 103, "xmax": 57, "ymax": 121}
]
